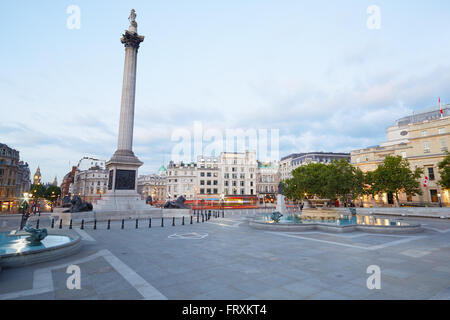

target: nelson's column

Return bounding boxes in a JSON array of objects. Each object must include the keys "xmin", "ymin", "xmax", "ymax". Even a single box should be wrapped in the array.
[{"xmin": 95, "ymin": 9, "xmax": 152, "ymax": 213}]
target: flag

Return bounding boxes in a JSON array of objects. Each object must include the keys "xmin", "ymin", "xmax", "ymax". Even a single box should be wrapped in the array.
[{"xmin": 440, "ymin": 97, "xmax": 443, "ymax": 117}]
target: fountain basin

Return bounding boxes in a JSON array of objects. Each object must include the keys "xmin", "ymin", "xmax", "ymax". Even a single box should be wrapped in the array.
[
  {"xmin": 249, "ymin": 213, "xmax": 423, "ymax": 234},
  {"xmin": 0, "ymin": 231, "xmax": 81, "ymax": 269}
]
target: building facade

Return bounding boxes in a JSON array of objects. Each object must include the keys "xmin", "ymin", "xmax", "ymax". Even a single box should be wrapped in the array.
[
  {"xmin": 0, "ymin": 144, "xmax": 20, "ymax": 212},
  {"xmin": 137, "ymin": 167, "xmax": 167, "ymax": 204},
  {"xmin": 351, "ymin": 106, "xmax": 450, "ymax": 206},
  {"xmin": 61, "ymin": 166, "xmax": 77, "ymax": 197},
  {"xmin": 220, "ymin": 151, "xmax": 258, "ymax": 196},
  {"xmin": 16, "ymin": 161, "xmax": 31, "ymax": 198},
  {"xmin": 196, "ymin": 155, "xmax": 221, "ymax": 198},
  {"xmin": 280, "ymin": 152, "xmax": 351, "ymax": 181},
  {"xmin": 256, "ymin": 161, "xmax": 279, "ymax": 203},
  {"xmin": 166, "ymin": 161, "xmax": 197, "ymax": 200},
  {"xmin": 72, "ymin": 166, "xmax": 108, "ymax": 202}
]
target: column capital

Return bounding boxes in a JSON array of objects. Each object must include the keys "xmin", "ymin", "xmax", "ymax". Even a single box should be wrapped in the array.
[{"xmin": 121, "ymin": 30, "xmax": 145, "ymax": 49}]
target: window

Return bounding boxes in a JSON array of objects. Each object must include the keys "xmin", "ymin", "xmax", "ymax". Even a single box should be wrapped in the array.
[
  {"xmin": 200, "ymin": 188, "xmax": 205, "ymax": 194},
  {"xmin": 224, "ymin": 181, "xmax": 229, "ymax": 186},
  {"xmin": 423, "ymin": 142, "xmax": 430, "ymax": 153},
  {"xmin": 401, "ymin": 152, "xmax": 407, "ymax": 159},
  {"xmin": 200, "ymin": 180, "xmax": 205, "ymax": 185},
  {"xmin": 438, "ymin": 128, "xmax": 446, "ymax": 134},
  {"xmin": 207, "ymin": 172, "xmax": 211, "ymax": 177},
  {"xmin": 240, "ymin": 181, "xmax": 244, "ymax": 187},
  {"xmin": 213, "ymin": 188, "xmax": 218, "ymax": 194},
  {"xmin": 200, "ymin": 172, "xmax": 205, "ymax": 177},
  {"xmin": 207, "ymin": 180, "xmax": 211, "ymax": 185},
  {"xmin": 421, "ymin": 131, "xmax": 428, "ymax": 137},
  {"xmin": 428, "ymin": 167, "xmax": 435, "ymax": 181},
  {"xmin": 440, "ymin": 139, "xmax": 448, "ymax": 152}
]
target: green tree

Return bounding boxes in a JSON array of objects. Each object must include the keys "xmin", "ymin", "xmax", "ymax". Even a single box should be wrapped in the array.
[
  {"xmin": 326, "ymin": 159, "xmax": 358, "ymax": 202},
  {"xmin": 284, "ymin": 163, "xmax": 329, "ymax": 201},
  {"xmin": 30, "ymin": 184, "xmax": 46, "ymax": 199},
  {"xmin": 438, "ymin": 151, "xmax": 450, "ymax": 189},
  {"xmin": 371, "ymin": 156, "xmax": 423, "ymax": 206},
  {"xmin": 44, "ymin": 185, "xmax": 61, "ymax": 202}
]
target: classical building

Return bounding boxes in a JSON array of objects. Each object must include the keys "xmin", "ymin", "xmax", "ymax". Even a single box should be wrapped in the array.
[
  {"xmin": 256, "ymin": 161, "xmax": 279, "ymax": 202},
  {"xmin": 137, "ymin": 166, "xmax": 167, "ymax": 204},
  {"xmin": 33, "ymin": 166, "xmax": 42, "ymax": 185},
  {"xmin": 72, "ymin": 165, "xmax": 108, "ymax": 202},
  {"xmin": 16, "ymin": 161, "xmax": 31, "ymax": 198},
  {"xmin": 351, "ymin": 106, "xmax": 450, "ymax": 206},
  {"xmin": 166, "ymin": 161, "xmax": 197, "ymax": 200},
  {"xmin": 280, "ymin": 152, "xmax": 351, "ymax": 181},
  {"xmin": 0, "ymin": 143, "xmax": 20, "ymax": 212},
  {"xmin": 76, "ymin": 157, "xmax": 106, "ymax": 171},
  {"xmin": 220, "ymin": 151, "xmax": 258, "ymax": 196}
]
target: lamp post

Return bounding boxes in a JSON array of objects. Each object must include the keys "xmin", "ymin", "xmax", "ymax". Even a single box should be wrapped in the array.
[{"xmin": 438, "ymin": 193, "xmax": 442, "ymax": 207}]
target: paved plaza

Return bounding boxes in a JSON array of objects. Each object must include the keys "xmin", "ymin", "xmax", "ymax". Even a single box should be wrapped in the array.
[{"xmin": 1, "ymin": 212, "xmax": 450, "ymax": 300}]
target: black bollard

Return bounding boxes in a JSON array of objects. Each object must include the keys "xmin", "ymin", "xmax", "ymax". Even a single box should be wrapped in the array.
[
  {"xmin": 51, "ymin": 218, "xmax": 54, "ymax": 229},
  {"xmin": 202, "ymin": 214, "xmax": 204, "ymax": 223},
  {"xmin": 69, "ymin": 219, "xmax": 73, "ymax": 229},
  {"xmin": 94, "ymin": 219, "xmax": 97, "ymax": 230},
  {"xmin": 121, "ymin": 219, "xmax": 124, "ymax": 229},
  {"xmin": 107, "ymin": 219, "xmax": 110, "ymax": 230},
  {"xmin": 222, "ymin": 211, "xmax": 224, "ymax": 218},
  {"xmin": 190, "ymin": 215, "xmax": 193, "ymax": 224},
  {"xmin": 197, "ymin": 214, "xmax": 199, "ymax": 223},
  {"xmin": 161, "ymin": 217, "xmax": 164, "ymax": 227},
  {"xmin": 149, "ymin": 218, "xmax": 151, "ymax": 228},
  {"xmin": 81, "ymin": 219, "xmax": 84, "ymax": 230},
  {"xmin": 182, "ymin": 216, "xmax": 185, "ymax": 225},
  {"xmin": 172, "ymin": 217, "xmax": 175, "ymax": 226},
  {"xmin": 136, "ymin": 219, "xmax": 139, "ymax": 229},
  {"xmin": 59, "ymin": 219, "xmax": 62, "ymax": 229},
  {"xmin": 36, "ymin": 219, "xmax": 40, "ymax": 229}
]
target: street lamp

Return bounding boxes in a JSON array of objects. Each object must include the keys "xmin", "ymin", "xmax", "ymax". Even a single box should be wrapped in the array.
[{"xmin": 437, "ymin": 193, "xmax": 442, "ymax": 207}]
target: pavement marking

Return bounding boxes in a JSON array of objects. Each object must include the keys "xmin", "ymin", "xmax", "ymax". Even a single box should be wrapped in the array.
[
  {"xmin": 207, "ymin": 220, "xmax": 243, "ymax": 228},
  {"xmin": 400, "ymin": 249, "xmax": 431, "ymax": 258},
  {"xmin": 0, "ymin": 249, "xmax": 167, "ymax": 300},
  {"xmin": 422, "ymin": 225, "xmax": 450, "ymax": 233},
  {"xmin": 168, "ymin": 232, "xmax": 208, "ymax": 240},
  {"xmin": 266, "ymin": 231, "xmax": 426, "ymax": 251},
  {"xmin": 74, "ymin": 228, "xmax": 96, "ymax": 242}
]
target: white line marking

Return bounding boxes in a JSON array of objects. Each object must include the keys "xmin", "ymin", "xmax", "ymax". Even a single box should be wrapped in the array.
[
  {"xmin": 266, "ymin": 231, "xmax": 426, "ymax": 251},
  {"xmin": 422, "ymin": 226, "xmax": 450, "ymax": 233},
  {"xmin": 74, "ymin": 228, "xmax": 96, "ymax": 242},
  {"xmin": 0, "ymin": 249, "xmax": 166, "ymax": 300}
]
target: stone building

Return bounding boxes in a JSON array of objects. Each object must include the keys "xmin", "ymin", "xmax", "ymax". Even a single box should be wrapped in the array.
[
  {"xmin": 280, "ymin": 152, "xmax": 351, "ymax": 181},
  {"xmin": 256, "ymin": 161, "xmax": 279, "ymax": 203},
  {"xmin": 195, "ymin": 155, "xmax": 221, "ymax": 199},
  {"xmin": 166, "ymin": 161, "xmax": 197, "ymax": 200},
  {"xmin": 351, "ymin": 106, "xmax": 450, "ymax": 206},
  {"xmin": 61, "ymin": 166, "xmax": 77, "ymax": 197},
  {"xmin": 33, "ymin": 166, "xmax": 42, "ymax": 185},
  {"xmin": 0, "ymin": 143, "xmax": 20, "ymax": 212},
  {"xmin": 137, "ymin": 166, "xmax": 167, "ymax": 204},
  {"xmin": 220, "ymin": 151, "xmax": 258, "ymax": 196},
  {"xmin": 16, "ymin": 161, "xmax": 31, "ymax": 198},
  {"xmin": 72, "ymin": 166, "xmax": 108, "ymax": 202}
]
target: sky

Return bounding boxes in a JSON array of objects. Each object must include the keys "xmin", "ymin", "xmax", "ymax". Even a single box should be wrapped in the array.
[{"xmin": 1, "ymin": 0, "xmax": 450, "ymax": 184}]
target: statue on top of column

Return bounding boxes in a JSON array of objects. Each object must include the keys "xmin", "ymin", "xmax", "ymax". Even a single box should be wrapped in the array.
[{"xmin": 129, "ymin": 9, "xmax": 137, "ymax": 27}]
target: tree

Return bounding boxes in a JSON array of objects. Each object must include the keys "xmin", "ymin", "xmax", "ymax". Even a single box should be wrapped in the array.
[
  {"xmin": 371, "ymin": 156, "xmax": 423, "ymax": 206},
  {"xmin": 30, "ymin": 184, "xmax": 46, "ymax": 199},
  {"xmin": 438, "ymin": 151, "xmax": 450, "ymax": 190},
  {"xmin": 284, "ymin": 163, "xmax": 329, "ymax": 201},
  {"xmin": 326, "ymin": 159, "xmax": 359, "ymax": 202},
  {"xmin": 44, "ymin": 185, "xmax": 61, "ymax": 202}
]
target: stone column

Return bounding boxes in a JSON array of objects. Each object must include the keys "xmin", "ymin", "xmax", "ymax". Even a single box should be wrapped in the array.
[{"xmin": 111, "ymin": 10, "xmax": 144, "ymax": 163}]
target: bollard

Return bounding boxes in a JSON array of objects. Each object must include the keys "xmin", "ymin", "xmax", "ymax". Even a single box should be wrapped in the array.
[
  {"xmin": 121, "ymin": 219, "xmax": 124, "ymax": 229},
  {"xmin": 202, "ymin": 214, "xmax": 204, "ymax": 223},
  {"xmin": 197, "ymin": 214, "xmax": 199, "ymax": 223},
  {"xmin": 59, "ymin": 219, "xmax": 62, "ymax": 229},
  {"xmin": 182, "ymin": 216, "xmax": 185, "ymax": 225},
  {"xmin": 149, "ymin": 218, "xmax": 152, "ymax": 228},
  {"xmin": 190, "ymin": 215, "xmax": 193, "ymax": 224},
  {"xmin": 136, "ymin": 219, "xmax": 139, "ymax": 229},
  {"xmin": 36, "ymin": 219, "xmax": 40, "ymax": 229},
  {"xmin": 107, "ymin": 219, "xmax": 110, "ymax": 230},
  {"xmin": 81, "ymin": 219, "xmax": 84, "ymax": 230},
  {"xmin": 161, "ymin": 217, "xmax": 164, "ymax": 227},
  {"xmin": 51, "ymin": 218, "xmax": 54, "ymax": 229},
  {"xmin": 172, "ymin": 217, "xmax": 175, "ymax": 226},
  {"xmin": 69, "ymin": 219, "xmax": 73, "ymax": 230},
  {"xmin": 94, "ymin": 219, "xmax": 97, "ymax": 230}
]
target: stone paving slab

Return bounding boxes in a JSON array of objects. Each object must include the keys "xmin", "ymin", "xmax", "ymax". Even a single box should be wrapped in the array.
[{"xmin": 0, "ymin": 213, "xmax": 449, "ymax": 299}]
